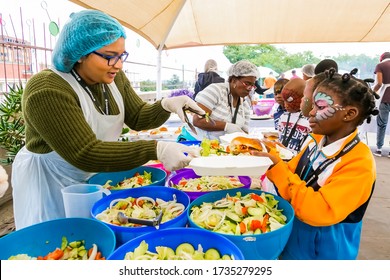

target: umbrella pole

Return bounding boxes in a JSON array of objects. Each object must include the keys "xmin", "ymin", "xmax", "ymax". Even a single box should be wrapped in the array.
[{"xmin": 156, "ymin": 49, "xmax": 162, "ymax": 100}]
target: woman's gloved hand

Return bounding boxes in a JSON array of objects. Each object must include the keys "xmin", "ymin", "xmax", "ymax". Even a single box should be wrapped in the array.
[
  {"xmin": 224, "ymin": 123, "xmax": 245, "ymax": 134},
  {"xmin": 161, "ymin": 96, "xmax": 205, "ymax": 123},
  {"xmin": 156, "ymin": 141, "xmax": 201, "ymax": 171},
  {"xmin": 0, "ymin": 165, "xmax": 9, "ymax": 198}
]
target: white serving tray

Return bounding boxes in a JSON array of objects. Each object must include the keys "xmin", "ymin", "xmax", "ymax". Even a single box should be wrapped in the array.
[{"xmin": 189, "ymin": 155, "xmax": 273, "ymax": 176}]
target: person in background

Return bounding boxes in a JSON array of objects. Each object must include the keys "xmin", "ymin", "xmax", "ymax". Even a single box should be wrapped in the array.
[
  {"xmin": 314, "ymin": 58, "xmax": 338, "ymax": 75},
  {"xmin": 263, "ymin": 71, "xmax": 277, "ymax": 89},
  {"xmin": 300, "ymin": 72, "xmax": 327, "ymax": 117},
  {"xmin": 278, "ymin": 78, "xmax": 311, "ymax": 153},
  {"xmin": 301, "ymin": 64, "xmax": 315, "ymax": 81},
  {"xmin": 193, "ymin": 59, "xmax": 225, "ymax": 99},
  {"xmin": 373, "ymin": 51, "xmax": 390, "ymax": 157},
  {"xmin": 271, "ymin": 78, "xmax": 289, "ymax": 130},
  {"xmin": 193, "ymin": 60, "xmax": 260, "ymax": 140},
  {"xmin": 290, "ymin": 69, "xmax": 300, "ymax": 80},
  {"xmin": 11, "ymin": 10, "xmax": 205, "ymax": 230},
  {"xmin": 252, "ymin": 68, "xmax": 378, "ymax": 259}
]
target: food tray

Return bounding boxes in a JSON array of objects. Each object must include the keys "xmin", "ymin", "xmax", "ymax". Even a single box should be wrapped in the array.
[{"xmin": 189, "ymin": 156, "xmax": 273, "ymax": 176}]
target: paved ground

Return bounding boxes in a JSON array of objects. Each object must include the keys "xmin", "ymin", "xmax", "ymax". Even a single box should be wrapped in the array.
[
  {"xmin": 358, "ymin": 144, "xmax": 390, "ymax": 259},
  {"xmin": 0, "ymin": 117, "xmax": 389, "ymax": 259}
]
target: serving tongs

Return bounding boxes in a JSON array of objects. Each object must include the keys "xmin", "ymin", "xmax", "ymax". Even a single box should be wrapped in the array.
[
  {"xmin": 117, "ymin": 211, "xmax": 163, "ymax": 229},
  {"xmin": 182, "ymin": 107, "xmax": 216, "ymax": 135}
]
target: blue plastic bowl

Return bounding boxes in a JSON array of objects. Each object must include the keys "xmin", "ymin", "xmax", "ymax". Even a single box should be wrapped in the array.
[
  {"xmin": 187, "ymin": 189, "xmax": 294, "ymax": 260},
  {"xmin": 107, "ymin": 227, "xmax": 245, "ymax": 260},
  {"xmin": 178, "ymin": 140, "xmax": 201, "ymax": 146},
  {"xmin": 91, "ymin": 186, "xmax": 190, "ymax": 246},
  {"xmin": 88, "ymin": 166, "xmax": 167, "ymax": 193},
  {"xmin": 0, "ymin": 218, "xmax": 116, "ymax": 260},
  {"xmin": 167, "ymin": 168, "xmax": 251, "ymax": 201}
]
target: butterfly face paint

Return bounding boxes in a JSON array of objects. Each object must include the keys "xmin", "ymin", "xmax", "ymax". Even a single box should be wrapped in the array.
[{"xmin": 313, "ymin": 92, "xmax": 345, "ymax": 121}]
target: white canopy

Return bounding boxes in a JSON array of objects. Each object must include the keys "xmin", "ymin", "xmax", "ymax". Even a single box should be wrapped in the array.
[
  {"xmin": 69, "ymin": 0, "xmax": 390, "ymax": 96},
  {"xmin": 70, "ymin": 0, "xmax": 390, "ymax": 50}
]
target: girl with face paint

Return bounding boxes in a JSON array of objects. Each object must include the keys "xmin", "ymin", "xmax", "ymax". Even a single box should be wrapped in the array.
[
  {"xmin": 251, "ymin": 68, "xmax": 379, "ymax": 259},
  {"xmin": 300, "ymin": 72, "xmax": 327, "ymax": 117}
]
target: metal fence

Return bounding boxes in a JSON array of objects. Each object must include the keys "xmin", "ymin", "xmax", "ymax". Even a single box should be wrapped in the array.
[{"xmin": 0, "ymin": 8, "xmax": 196, "ymax": 99}]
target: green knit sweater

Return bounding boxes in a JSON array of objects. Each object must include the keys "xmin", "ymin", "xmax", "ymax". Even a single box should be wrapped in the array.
[{"xmin": 22, "ymin": 69, "xmax": 170, "ymax": 172}]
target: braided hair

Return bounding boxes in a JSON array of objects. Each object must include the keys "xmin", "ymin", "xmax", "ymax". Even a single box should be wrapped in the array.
[{"xmin": 315, "ymin": 68, "xmax": 379, "ymax": 126}]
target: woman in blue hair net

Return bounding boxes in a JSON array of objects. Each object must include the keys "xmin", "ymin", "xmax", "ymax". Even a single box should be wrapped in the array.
[{"xmin": 11, "ymin": 10, "xmax": 205, "ymax": 230}]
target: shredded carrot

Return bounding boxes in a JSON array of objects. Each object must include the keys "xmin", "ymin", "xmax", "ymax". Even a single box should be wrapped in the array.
[
  {"xmin": 251, "ymin": 219, "xmax": 261, "ymax": 231},
  {"xmin": 239, "ymin": 221, "xmax": 247, "ymax": 234},
  {"xmin": 41, "ymin": 248, "xmax": 64, "ymax": 260},
  {"xmin": 250, "ymin": 193, "xmax": 264, "ymax": 203}
]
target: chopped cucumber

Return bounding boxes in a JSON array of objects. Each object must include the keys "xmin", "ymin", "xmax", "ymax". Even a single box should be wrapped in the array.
[
  {"xmin": 247, "ymin": 207, "xmax": 265, "ymax": 217},
  {"xmin": 226, "ymin": 211, "xmax": 242, "ymax": 223},
  {"xmin": 175, "ymin": 243, "xmax": 195, "ymax": 256},
  {"xmin": 205, "ymin": 248, "xmax": 221, "ymax": 260},
  {"xmin": 221, "ymin": 254, "xmax": 232, "ymax": 260}
]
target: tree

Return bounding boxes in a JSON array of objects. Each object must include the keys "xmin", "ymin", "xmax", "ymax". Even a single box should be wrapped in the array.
[
  {"xmin": 223, "ymin": 45, "xmax": 319, "ymax": 74},
  {"xmin": 333, "ymin": 54, "xmax": 377, "ymax": 79},
  {"xmin": 140, "ymin": 80, "xmax": 156, "ymax": 92},
  {"xmin": 164, "ymin": 74, "xmax": 182, "ymax": 90}
]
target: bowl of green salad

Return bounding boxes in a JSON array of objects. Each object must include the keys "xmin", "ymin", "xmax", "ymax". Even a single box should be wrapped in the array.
[
  {"xmin": 107, "ymin": 228, "xmax": 244, "ymax": 260},
  {"xmin": 187, "ymin": 189, "xmax": 294, "ymax": 260}
]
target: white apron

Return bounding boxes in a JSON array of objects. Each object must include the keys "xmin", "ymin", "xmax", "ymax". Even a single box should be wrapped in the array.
[{"xmin": 12, "ymin": 70, "xmax": 125, "ymax": 229}]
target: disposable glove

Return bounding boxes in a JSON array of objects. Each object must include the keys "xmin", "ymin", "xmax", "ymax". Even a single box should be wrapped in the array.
[
  {"xmin": 0, "ymin": 165, "xmax": 9, "ymax": 198},
  {"xmin": 224, "ymin": 123, "xmax": 245, "ymax": 134},
  {"xmin": 156, "ymin": 141, "xmax": 201, "ymax": 171},
  {"xmin": 161, "ymin": 96, "xmax": 205, "ymax": 123}
]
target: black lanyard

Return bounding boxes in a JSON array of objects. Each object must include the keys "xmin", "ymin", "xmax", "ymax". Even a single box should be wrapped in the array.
[
  {"xmin": 281, "ymin": 112, "xmax": 302, "ymax": 147},
  {"xmin": 70, "ymin": 69, "xmax": 110, "ymax": 115},
  {"xmin": 228, "ymin": 94, "xmax": 241, "ymax": 124},
  {"xmin": 296, "ymin": 134, "xmax": 360, "ymax": 188}
]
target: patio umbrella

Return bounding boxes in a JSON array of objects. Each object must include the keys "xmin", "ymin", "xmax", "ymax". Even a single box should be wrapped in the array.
[
  {"xmin": 258, "ymin": 66, "xmax": 278, "ymax": 78},
  {"xmin": 69, "ymin": 0, "xmax": 390, "ymax": 96}
]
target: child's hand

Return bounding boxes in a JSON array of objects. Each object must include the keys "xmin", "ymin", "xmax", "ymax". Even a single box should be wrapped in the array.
[
  {"xmin": 0, "ymin": 165, "xmax": 9, "ymax": 198},
  {"xmin": 250, "ymin": 149, "xmax": 281, "ymax": 165}
]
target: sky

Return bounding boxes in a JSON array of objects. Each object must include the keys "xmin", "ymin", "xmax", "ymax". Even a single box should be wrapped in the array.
[{"xmin": 2, "ymin": 0, "xmax": 390, "ymax": 79}]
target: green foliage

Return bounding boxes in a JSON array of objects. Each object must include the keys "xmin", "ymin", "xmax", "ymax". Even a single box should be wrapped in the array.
[
  {"xmin": 0, "ymin": 85, "xmax": 25, "ymax": 164},
  {"xmin": 223, "ymin": 45, "xmax": 320, "ymax": 74},
  {"xmin": 223, "ymin": 44, "xmax": 378, "ymax": 79},
  {"xmin": 333, "ymin": 54, "xmax": 377, "ymax": 79},
  {"xmin": 140, "ymin": 79, "xmax": 156, "ymax": 92},
  {"xmin": 164, "ymin": 74, "xmax": 182, "ymax": 89}
]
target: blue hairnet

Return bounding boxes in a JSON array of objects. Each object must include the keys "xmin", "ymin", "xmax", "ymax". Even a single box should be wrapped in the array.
[
  {"xmin": 52, "ymin": 10, "xmax": 127, "ymax": 72},
  {"xmin": 227, "ymin": 60, "xmax": 259, "ymax": 79}
]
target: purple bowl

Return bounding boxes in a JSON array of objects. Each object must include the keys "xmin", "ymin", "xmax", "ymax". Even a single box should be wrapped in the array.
[
  {"xmin": 253, "ymin": 100, "xmax": 275, "ymax": 116},
  {"xmin": 167, "ymin": 168, "xmax": 251, "ymax": 201}
]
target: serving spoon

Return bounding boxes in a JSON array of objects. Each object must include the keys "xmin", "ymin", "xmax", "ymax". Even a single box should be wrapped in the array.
[{"xmin": 117, "ymin": 211, "xmax": 163, "ymax": 229}]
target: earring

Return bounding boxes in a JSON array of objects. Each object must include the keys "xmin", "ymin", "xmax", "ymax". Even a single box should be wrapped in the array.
[
  {"xmin": 233, "ymin": 84, "xmax": 237, "ymax": 89},
  {"xmin": 344, "ymin": 117, "xmax": 347, "ymax": 120}
]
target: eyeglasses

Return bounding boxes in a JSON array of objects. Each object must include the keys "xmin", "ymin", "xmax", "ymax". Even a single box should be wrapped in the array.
[
  {"xmin": 91, "ymin": 51, "xmax": 129, "ymax": 66},
  {"xmin": 238, "ymin": 79, "xmax": 257, "ymax": 90}
]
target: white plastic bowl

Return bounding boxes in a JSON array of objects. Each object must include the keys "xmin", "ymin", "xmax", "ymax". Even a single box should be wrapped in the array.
[{"xmin": 189, "ymin": 156, "xmax": 273, "ymax": 176}]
